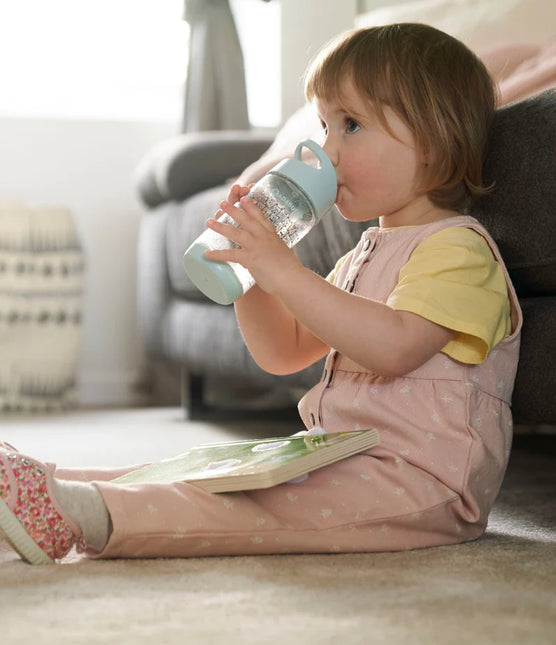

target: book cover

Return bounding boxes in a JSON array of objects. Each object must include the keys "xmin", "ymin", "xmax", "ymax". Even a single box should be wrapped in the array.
[{"xmin": 112, "ymin": 429, "xmax": 379, "ymax": 493}]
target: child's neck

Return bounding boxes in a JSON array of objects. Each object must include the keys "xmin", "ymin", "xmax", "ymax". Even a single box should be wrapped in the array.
[{"xmin": 378, "ymin": 196, "xmax": 457, "ymax": 229}]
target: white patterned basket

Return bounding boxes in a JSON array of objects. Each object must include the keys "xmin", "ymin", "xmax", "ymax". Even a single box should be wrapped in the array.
[{"xmin": 0, "ymin": 201, "xmax": 84, "ymax": 412}]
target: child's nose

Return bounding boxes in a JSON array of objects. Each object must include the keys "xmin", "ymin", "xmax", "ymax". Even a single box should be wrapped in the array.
[{"xmin": 322, "ymin": 138, "xmax": 339, "ymax": 167}]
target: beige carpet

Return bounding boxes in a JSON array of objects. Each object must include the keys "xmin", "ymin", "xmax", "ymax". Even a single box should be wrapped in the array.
[{"xmin": 0, "ymin": 408, "xmax": 554, "ymax": 645}]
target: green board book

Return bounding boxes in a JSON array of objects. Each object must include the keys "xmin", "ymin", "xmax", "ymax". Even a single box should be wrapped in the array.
[{"xmin": 112, "ymin": 429, "xmax": 380, "ymax": 493}]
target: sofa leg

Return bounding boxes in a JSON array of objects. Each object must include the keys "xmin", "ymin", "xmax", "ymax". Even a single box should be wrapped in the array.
[
  {"xmin": 181, "ymin": 371, "xmax": 207, "ymax": 420},
  {"xmin": 181, "ymin": 370, "xmax": 299, "ymax": 422}
]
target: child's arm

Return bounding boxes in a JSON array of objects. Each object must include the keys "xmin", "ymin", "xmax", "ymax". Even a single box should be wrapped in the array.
[
  {"xmin": 234, "ymin": 284, "xmax": 331, "ymax": 375},
  {"xmin": 264, "ymin": 265, "xmax": 454, "ymax": 377},
  {"xmin": 206, "ymin": 192, "xmax": 454, "ymax": 377},
  {"xmin": 210, "ymin": 184, "xmax": 330, "ymax": 375}
]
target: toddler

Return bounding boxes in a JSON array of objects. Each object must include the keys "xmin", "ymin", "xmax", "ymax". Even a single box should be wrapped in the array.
[{"xmin": 1, "ymin": 24, "xmax": 521, "ymax": 564}]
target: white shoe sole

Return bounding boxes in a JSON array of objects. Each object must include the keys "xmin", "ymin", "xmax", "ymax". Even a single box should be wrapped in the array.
[{"xmin": 0, "ymin": 496, "xmax": 54, "ymax": 565}]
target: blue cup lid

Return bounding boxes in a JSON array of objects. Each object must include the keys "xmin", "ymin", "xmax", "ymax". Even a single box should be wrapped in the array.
[
  {"xmin": 183, "ymin": 242, "xmax": 243, "ymax": 305},
  {"xmin": 268, "ymin": 139, "xmax": 337, "ymax": 218}
]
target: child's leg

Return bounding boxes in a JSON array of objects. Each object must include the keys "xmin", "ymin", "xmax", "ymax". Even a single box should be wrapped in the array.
[
  {"xmin": 88, "ymin": 450, "xmax": 468, "ymax": 559},
  {"xmin": 0, "ymin": 444, "xmax": 135, "ymax": 562},
  {"xmin": 0, "ymin": 446, "xmax": 86, "ymax": 564},
  {"xmin": 51, "ymin": 479, "xmax": 111, "ymax": 552},
  {"xmin": 55, "ymin": 465, "xmax": 143, "ymax": 483},
  {"xmin": 50, "ymin": 466, "xmax": 146, "ymax": 552},
  {"xmin": 2, "ymin": 444, "xmax": 477, "ymax": 562}
]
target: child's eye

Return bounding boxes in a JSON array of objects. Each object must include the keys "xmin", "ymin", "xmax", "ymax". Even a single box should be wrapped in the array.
[{"xmin": 345, "ymin": 118, "xmax": 360, "ymax": 134}]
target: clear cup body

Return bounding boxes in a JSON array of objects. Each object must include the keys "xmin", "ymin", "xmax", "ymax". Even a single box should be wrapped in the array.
[{"xmin": 190, "ymin": 173, "xmax": 316, "ymax": 296}]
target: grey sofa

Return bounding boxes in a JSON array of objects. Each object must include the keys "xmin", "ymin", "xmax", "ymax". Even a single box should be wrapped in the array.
[{"xmin": 135, "ymin": 89, "xmax": 555, "ymax": 425}]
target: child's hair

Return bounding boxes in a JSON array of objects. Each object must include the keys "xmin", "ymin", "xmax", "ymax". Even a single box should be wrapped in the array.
[{"xmin": 304, "ymin": 23, "xmax": 497, "ymax": 210}]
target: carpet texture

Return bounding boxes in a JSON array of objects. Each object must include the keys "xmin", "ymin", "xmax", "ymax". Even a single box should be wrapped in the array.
[{"xmin": 0, "ymin": 410, "xmax": 554, "ymax": 644}]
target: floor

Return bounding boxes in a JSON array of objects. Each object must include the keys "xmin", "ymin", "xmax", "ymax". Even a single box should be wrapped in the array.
[
  {"xmin": 1, "ymin": 405, "xmax": 302, "ymax": 469},
  {"xmin": 1, "ymin": 407, "xmax": 554, "ymax": 645}
]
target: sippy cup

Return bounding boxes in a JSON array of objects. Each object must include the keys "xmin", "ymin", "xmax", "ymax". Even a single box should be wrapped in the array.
[{"xmin": 183, "ymin": 139, "xmax": 337, "ymax": 305}]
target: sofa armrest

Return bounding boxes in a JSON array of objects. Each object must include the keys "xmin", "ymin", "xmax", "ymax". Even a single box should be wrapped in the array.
[{"xmin": 135, "ymin": 130, "xmax": 275, "ymax": 208}]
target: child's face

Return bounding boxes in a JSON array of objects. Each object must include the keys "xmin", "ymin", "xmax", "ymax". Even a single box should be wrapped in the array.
[{"xmin": 314, "ymin": 80, "xmax": 432, "ymax": 227}]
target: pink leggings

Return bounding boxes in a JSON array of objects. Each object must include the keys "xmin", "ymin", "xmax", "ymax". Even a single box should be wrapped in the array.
[{"xmin": 56, "ymin": 452, "xmax": 481, "ymax": 558}]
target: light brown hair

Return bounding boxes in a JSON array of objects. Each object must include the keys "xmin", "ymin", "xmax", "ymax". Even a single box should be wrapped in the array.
[{"xmin": 304, "ymin": 24, "xmax": 497, "ymax": 210}]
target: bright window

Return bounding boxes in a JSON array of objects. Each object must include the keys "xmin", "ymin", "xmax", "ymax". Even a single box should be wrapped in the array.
[
  {"xmin": 231, "ymin": 0, "xmax": 281, "ymax": 127},
  {"xmin": 0, "ymin": 0, "xmax": 280, "ymax": 127},
  {"xmin": 0, "ymin": 0, "xmax": 188, "ymax": 122}
]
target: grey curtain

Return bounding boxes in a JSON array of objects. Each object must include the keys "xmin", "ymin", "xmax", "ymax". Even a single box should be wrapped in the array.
[{"xmin": 182, "ymin": 0, "xmax": 249, "ymax": 132}]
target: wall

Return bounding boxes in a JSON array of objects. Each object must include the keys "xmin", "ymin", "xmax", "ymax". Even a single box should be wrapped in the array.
[
  {"xmin": 280, "ymin": 0, "xmax": 358, "ymax": 121},
  {"xmin": 0, "ymin": 116, "xmax": 176, "ymax": 406},
  {"xmin": 279, "ymin": 0, "xmax": 394, "ymax": 120}
]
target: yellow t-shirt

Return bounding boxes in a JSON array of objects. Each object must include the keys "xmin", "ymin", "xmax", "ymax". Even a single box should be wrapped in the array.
[{"xmin": 328, "ymin": 227, "xmax": 512, "ymax": 364}]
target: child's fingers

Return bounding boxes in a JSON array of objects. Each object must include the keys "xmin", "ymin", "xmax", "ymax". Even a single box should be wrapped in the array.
[
  {"xmin": 210, "ymin": 194, "xmax": 277, "ymax": 244},
  {"xmin": 240, "ymin": 184, "xmax": 253, "ymax": 197},
  {"xmin": 206, "ymin": 209, "xmax": 260, "ymax": 249},
  {"xmin": 206, "ymin": 216, "xmax": 243, "ymax": 245},
  {"xmin": 235, "ymin": 184, "xmax": 254, "ymax": 199},
  {"xmin": 217, "ymin": 199, "xmax": 258, "ymax": 230},
  {"xmin": 218, "ymin": 200, "xmax": 247, "ymax": 226},
  {"xmin": 226, "ymin": 184, "xmax": 241, "ymax": 203},
  {"xmin": 238, "ymin": 196, "xmax": 276, "ymax": 231},
  {"xmin": 204, "ymin": 247, "xmax": 243, "ymax": 264},
  {"xmin": 226, "ymin": 183, "xmax": 251, "ymax": 204}
]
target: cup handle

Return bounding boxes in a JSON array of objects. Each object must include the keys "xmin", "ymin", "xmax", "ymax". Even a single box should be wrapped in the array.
[{"xmin": 295, "ymin": 139, "xmax": 334, "ymax": 174}]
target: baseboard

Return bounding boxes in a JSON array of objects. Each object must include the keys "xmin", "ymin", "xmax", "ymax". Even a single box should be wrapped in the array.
[{"xmin": 77, "ymin": 370, "xmax": 151, "ymax": 408}]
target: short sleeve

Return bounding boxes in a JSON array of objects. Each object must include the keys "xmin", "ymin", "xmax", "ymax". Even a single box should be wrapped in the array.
[
  {"xmin": 386, "ymin": 227, "xmax": 511, "ymax": 364},
  {"xmin": 326, "ymin": 251, "xmax": 351, "ymax": 285}
]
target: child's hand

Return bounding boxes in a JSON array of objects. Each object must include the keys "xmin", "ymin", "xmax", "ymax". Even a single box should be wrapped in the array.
[
  {"xmin": 211, "ymin": 183, "xmax": 252, "ymax": 219},
  {"xmin": 204, "ymin": 185, "xmax": 304, "ymax": 296}
]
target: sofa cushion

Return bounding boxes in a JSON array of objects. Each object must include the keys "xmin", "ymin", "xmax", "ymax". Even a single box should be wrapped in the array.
[
  {"xmin": 512, "ymin": 296, "xmax": 556, "ymax": 424},
  {"xmin": 470, "ymin": 89, "xmax": 556, "ymax": 296},
  {"xmin": 355, "ymin": 0, "xmax": 556, "ymax": 53},
  {"xmin": 166, "ymin": 185, "xmax": 228, "ymax": 300}
]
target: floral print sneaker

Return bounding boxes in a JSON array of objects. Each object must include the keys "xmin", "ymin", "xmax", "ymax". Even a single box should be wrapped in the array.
[{"xmin": 0, "ymin": 446, "xmax": 84, "ymax": 565}]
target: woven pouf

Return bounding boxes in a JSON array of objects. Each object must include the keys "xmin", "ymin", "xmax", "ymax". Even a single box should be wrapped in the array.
[{"xmin": 0, "ymin": 201, "xmax": 85, "ymax": 412}]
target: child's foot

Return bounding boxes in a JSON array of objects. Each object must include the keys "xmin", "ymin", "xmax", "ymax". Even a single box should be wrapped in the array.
[{"xmin": 0, "ymin": 446, "xmax": 84, "ymax": 564}]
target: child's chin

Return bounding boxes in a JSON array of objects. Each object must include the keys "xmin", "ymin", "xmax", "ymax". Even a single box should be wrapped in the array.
[
  {"xmin": 335, "ymin": 205, "xmax": 347, "ymax": 219},
  {"xmin": 336, "ymin": 205, "xmax": 356, "ymax": 221},
  {"xmin": 334, "ymin": 201, "xmax": 348, "ymax": 218}
]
